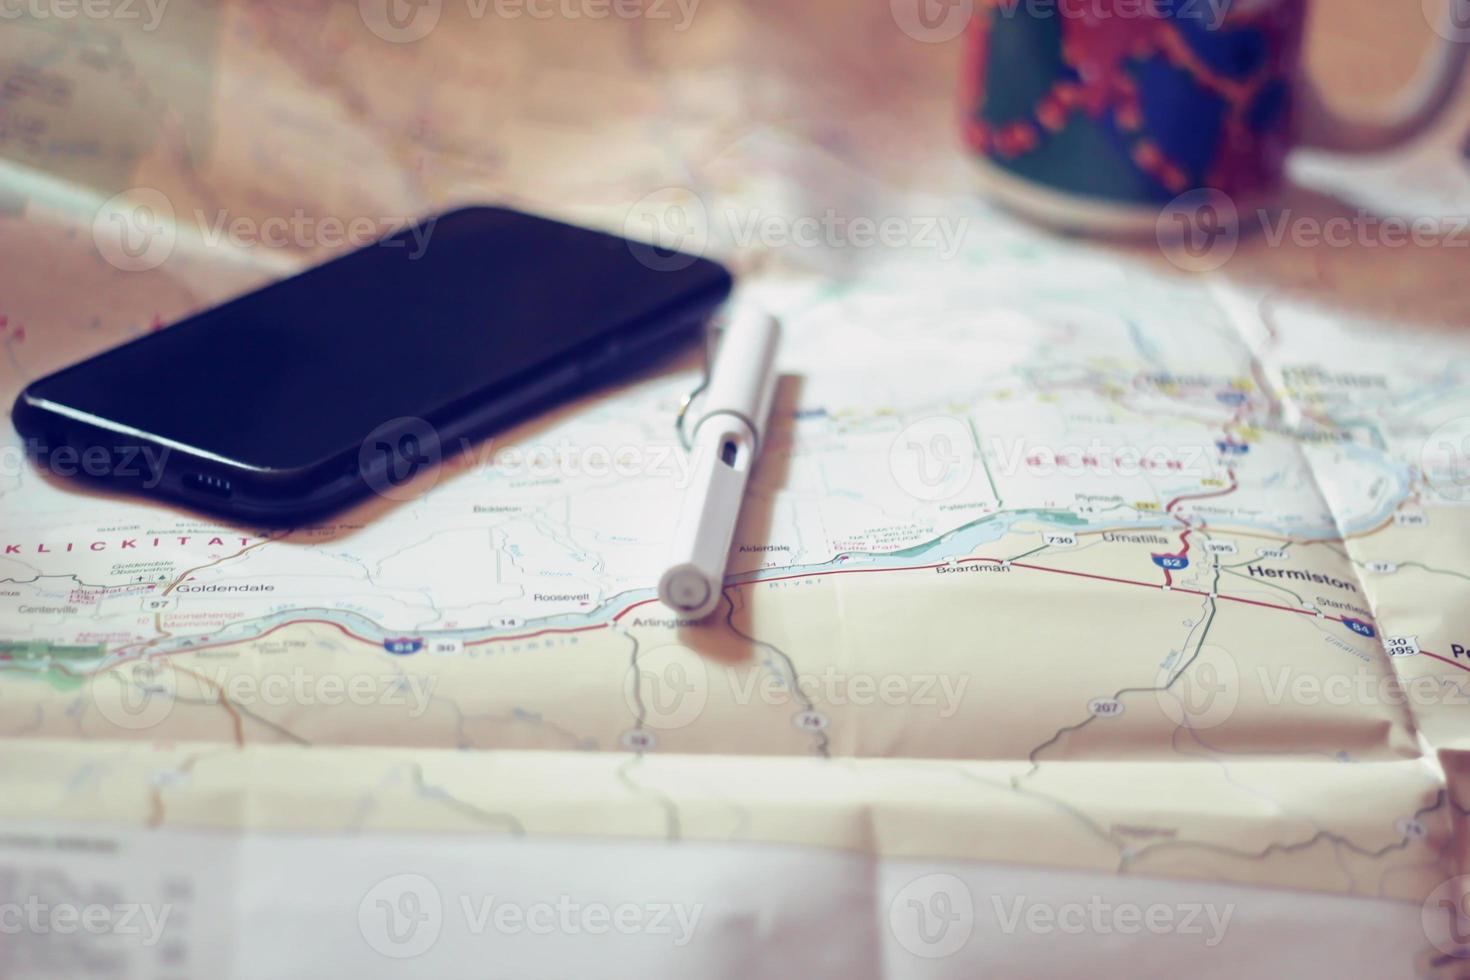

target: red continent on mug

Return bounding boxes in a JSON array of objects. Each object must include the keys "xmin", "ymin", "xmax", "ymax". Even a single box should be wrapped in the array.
[{"xmin": 960, "ymin": 0, "xmax": 1470, "ymax": 233}]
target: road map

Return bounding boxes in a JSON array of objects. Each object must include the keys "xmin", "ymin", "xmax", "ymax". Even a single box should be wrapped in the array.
[{"xmin": 2, "ymin": 4, "xmax": 1470, "ymax": 978}]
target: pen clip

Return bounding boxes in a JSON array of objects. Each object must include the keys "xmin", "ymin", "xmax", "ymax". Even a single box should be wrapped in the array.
[{"xmin": 674, "ymin": 315, "xmax": 721, "ymax": 452}]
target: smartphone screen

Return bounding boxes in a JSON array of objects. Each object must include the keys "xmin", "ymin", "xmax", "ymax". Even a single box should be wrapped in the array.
[{"xmin": 20, "ymin": 207, "xmax": 729, "ymax": 475}]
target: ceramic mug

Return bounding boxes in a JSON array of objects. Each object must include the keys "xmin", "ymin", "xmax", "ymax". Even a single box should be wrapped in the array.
[{"xmin": 960, "ymin": 0, "xmax": 1470, "ymax": 233}]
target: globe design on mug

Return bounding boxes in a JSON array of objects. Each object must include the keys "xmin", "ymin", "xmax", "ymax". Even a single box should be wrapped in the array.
[{"xmin": 961, "ymin": 0, "xmax": 1306, "ymax": 204}]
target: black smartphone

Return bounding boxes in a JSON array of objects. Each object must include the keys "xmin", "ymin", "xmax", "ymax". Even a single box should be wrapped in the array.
[{"xmin": 12, "ymin": 206, "xmax": 731, "ymax": 522}]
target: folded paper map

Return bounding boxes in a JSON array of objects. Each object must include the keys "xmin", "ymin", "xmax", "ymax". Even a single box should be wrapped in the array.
[{"xmin": 2, "ymin": 4, "xmax": 1470, "ymax": 977}]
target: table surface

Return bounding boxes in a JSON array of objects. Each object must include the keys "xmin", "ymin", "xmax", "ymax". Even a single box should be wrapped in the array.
[{"xmin": 2, "ymin": 3, "xmax": 1470, "ymax": 977}]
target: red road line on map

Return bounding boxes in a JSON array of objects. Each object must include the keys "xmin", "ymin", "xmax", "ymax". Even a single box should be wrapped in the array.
[
  {"xmin": 1007, "ymin": 560, "xmax": 1164, "ymax": 592},
  {"xmin": 739, "ymin": 561, "xmax": 948, "ymax": 587},
  {"xmin": 465, "ymin": 623, "xmax": 610, "ymax": 646},
  {"xmin": 608, "ymin": 564, "xmax": 952, "ymax": 625},
  {"xmin": 161, "ymin": 535, "xmax": 279, "ymax": 597},
  {"xmin": 93, "ymin": 552, "xmax": 1377, "ymax": 672},
  {"xmin": 613, "ymin": 597, "xmax": 660, "ymax": 622},
  {"xmin": 610, "ymin": 561, "xmax": 952, "ymax": 623},
  {"xmin": 1157, "ymin": 471, "xmax": 1239, "ymax": 587},
  {"xmin": 983, "ymin": 557, "xmax": 1347, "ymax": 623},
  {"xmin": 1160, "ymin": 529, "xmax": 1194, "ymax": 587},
  {"xmin": 101, "ymin": 560, "xmax": 954, "ymax": 663},
  {"xmin": 1212, "ymin": 593, "xmax": 1320, "ymax": 618}
]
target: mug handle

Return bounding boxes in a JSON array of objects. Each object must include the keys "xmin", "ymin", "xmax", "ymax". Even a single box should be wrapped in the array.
[{"xmin": 1297, "ymin": 1, "xmax": 1469, "ymax": 152}]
